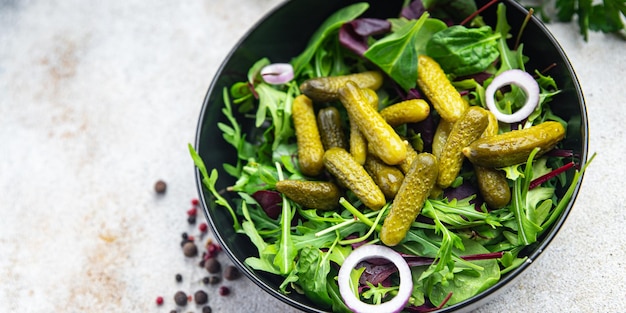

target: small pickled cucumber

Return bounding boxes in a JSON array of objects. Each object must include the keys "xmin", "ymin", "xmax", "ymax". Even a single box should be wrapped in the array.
[
  {"xmin": 381, "ymin": 153, "xmax": 438, "ymax": 246},
  {"xmin": 275, "ymin": 180, "xmax": 341, "ymax": 211},
  {"xmin": 323, "ymin": 147, "xmax": 386, "ymax": 210},
  {"xmin": 379, "ymin": 99, "xmax": 430, "ymax": 127},
  {"xmin": 417, "ymin": 55, "xmax": 469, "ymax": 123},
  {"xmin": 462, "ymin": 121, "xmax": 566, "ymax": 168},
  {"xmin": 300, "ymin": 71, "xmax": 384, "ymax": 103},
  {"xmin": 475, "ymin": 166, "xmax": 511, "ymax": 208},
  {"xmin": 437, "ymin": 106, "xmax": 489, "ymax": 188},
  {"xmin": 473, "ymin": 110, "xmax": 511, "ymax": 209},
  {"xmin": 317, "ymin": 107, "xmax": 348, "ymax": 150},
  {"xmin": 364, "ymin": 155, "xmax": 405, "ymax": 199},
  {"xmin": 292, "ymin": 94, "xmax": 325, "ymax": 176},
  {"xmin": 349, "ymin": 89, "xmax": 378, "ymax": 165},
  {"xmin": 431, "ymin": 119, "xmax": 454, "ymax": 160},
  {"xmin": 398, "ymin": 141, "xmax": 419, "ymax": 174},
  {"xmin": 339, "ymin": 81, "xmax": 407, "ymax": 165}
]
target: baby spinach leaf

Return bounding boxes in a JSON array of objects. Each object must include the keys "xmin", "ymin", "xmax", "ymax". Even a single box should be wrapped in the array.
[
  {"xmin": 426, "ymin": 25, "xmax": 501, "ymax": 77},
  {"xmin": 364, "ymin": 14, "xmax": 444, "ymax": 90},
  {"xmin": 297, "ymin": 247, "xmax": 333, "ymax": 307}
]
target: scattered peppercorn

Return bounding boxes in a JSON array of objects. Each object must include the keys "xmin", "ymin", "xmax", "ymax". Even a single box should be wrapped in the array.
[
  {"xmin": 218, "ymin": 286, "xmax": 230, "ymax": 296},
  {"xmin": 194, "ymin": 290, "xmax": 208, "ymax": 305},
  {"xmin": 202, "ymin": 276, "xmax": 210, "ymax": 284},
  {"xmin": 182, "ymin": 242, "xmax": 198, "ymax": 257},
  {"xmin": 223, "ymin": 265, "xmax": 241, "ymax": 281},
  {"xmin": 187, "ymin": 235, "xmax": 195, "ymax": 242},
  {"xmin": 187, "ymin": 215, "xmax": 196, "ymax": 224},
  {"xmin": 204, "ymin": 241, "xmax": 221, "ymax": 259},
  {"xmin": 154, "ymin": 180, "xmax": 167, "ymax": 194},
  {"xmin": 169, "ymin": 310, "xmax": 176, "ymax": 313},
  {"xmin": 174, "ymin": 291, "xmax": 188, "ymax": 306},
  {"xmin": 175, "ymin": 273, "xmax": 182, "ymax": 282},
  {"xmin": 155, "ymin": 296, "xmax": 164, "ymax": 305},
  {"xmin": 199, "ymin": 222, "xmax": 208, "ymax": 233},
  {"xmin": 209, "ymin": 276, "xmax": 220, "ymax": 285},
  {"xmin": 191, "ymin": 198, "xmax": 200, "ymax": 206},
  {"xmin": 187, "ymin": 208, "xmax": 197, "ymax": 216},
  {"xmin": 204, "ymin": 258, "xmax": 221, "ymax": 274},
  {"xmin": 202, "ymin": 306, "xmax": 212, "ymax": 313},
  {"xmin": 199, "ymin": 259, "xmax": 206, "ymax": 268},
  {"xmin": 181, "ymin": 232, "xmax": 188, "ymax": 240}
]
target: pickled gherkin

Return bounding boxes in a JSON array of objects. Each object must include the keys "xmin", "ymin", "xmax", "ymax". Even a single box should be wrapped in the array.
[
  {"xmin": 300, "ymin": 71, "xmax": 384, "ymax": 103},
  {"xmin": 349, "ymin": 88, "xmax": 378, "ymax": 165},
  {"xmin": 275, "ymin": 180, "xmax": 341, "ymax": 211},
  {"xmin": 339, "ymin": 81, "xmax": 407, "ymax": 165},
  {"xmin": 317, "ymin": 106, "xmax": 347, "ymax": 150},
  {"xmin": 463, "ymin": 121, "xmax": 566, "ymax": 168},
  {"xmin": 379, "ymin": 99, "xmax": 430, "ymax": 127},
  {"xmin": 381, "ymin": 153, "xmax": 438, "ymax": 246},
  {"xmin": 417, "ymin": 55, "xmax": 468, "ymax": 123},
  {"xmin": 322, "ymin": 147, "xmax": 386, "ymax": 211},
  {"xmin": 474, "ymin": 111, "xmax": 511, "ymax": 209},
  {"xmin": 364, "ymin": 155, "xmax": 405, "ymax": 199},
  {"xmin": 437, "ymin": 106, "xmax": 489, "ymax": 188},
  {"xmin": 292, "ymin": 94, "xmax": 324, "ymax": 177}
]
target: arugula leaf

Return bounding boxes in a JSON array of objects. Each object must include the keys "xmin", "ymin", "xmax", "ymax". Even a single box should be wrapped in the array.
[
  {"xmin": 493, "ymin": 3, "xmax": 526, "ymax": 74},
  {"xmin": 273, "ymin": 164, "xmax": 297, "ymax": 275},
  {"xmin": 426, "ymin": 25, "xmax": 501, "ymax": 76},
  {"xmin": 189, "ymin": 144, "xmax": 241, "ymax": 231},
  {"xmin": 427, "ymin": 239, "xmax": 501, "ymax": 306},
  {"xmin": 254, "ymin": 83, "xmax": 296, "ymax": 150},
  {"xmin": 362, "ymin": 282, "xmax": 399, "ymax": 305},
  {"xmin": 291, "ymin": 3, "xmax": 370, "ymax": 76},
  {"xmin": 511, "ymin": 148, "xmax": 544, "ymax": 245}
]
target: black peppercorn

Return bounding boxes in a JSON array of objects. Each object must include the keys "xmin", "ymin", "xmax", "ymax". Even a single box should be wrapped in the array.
[
  {"xmin": 175, "ymin": 273, "xmax": 182, "ymax": 282},
  {"xmin": 209, "ymin": 276, "xmax": 220, "ymax": 285},
  {"xmin": 187, "ymin": 215, "xmax": 196, "ymax": 224},
  {"xmin": 202, "ymin": 306, "xmax": 212, "ymax": 313},
  {"xmin": 223, "ymin": 265, "xmax": 241, "ymax": 281},
  {"xmin": 218, "ymin": 286, "xmax": 230, "ymax": 296},
  {"xmin": 204, "ymin": 258, "xmax": 221, "ymax": 274},
  {"xmin": 194, "ymin": 290, "xmax": 208, "ymax": 305},
  {"xmin": 174, "ymin": 291, "xmax": 187, "ymax": 306},
  {"xmin": 182, "ymin": 242, "xmax": 198, "ymax": 257},
  {"xmin": 154, "ymin": 180, "xmax": 167, "ymax": 194}
]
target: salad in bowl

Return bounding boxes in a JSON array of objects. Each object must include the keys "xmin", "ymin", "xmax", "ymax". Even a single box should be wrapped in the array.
[{"xmin": 191, "ymin": 0, "xmax": 591, "ymax": 312}]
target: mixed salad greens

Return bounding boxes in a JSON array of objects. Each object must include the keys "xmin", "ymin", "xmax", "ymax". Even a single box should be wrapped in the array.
[{"xmin": 190, "ymin": 0, "xmax": 593, "ymax": 312}]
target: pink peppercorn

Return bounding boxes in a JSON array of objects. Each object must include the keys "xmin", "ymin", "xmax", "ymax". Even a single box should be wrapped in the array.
[
  {"xmin": 199, "ymin": 223, "xmax": 208, "ymax": 233},
  {"xmin": 191, "ymin": 198, "xmax": 200, "ymax": 206},
  {"xmin": 156, "ymin": 296, "xmax": 164, "ymax": 305}
]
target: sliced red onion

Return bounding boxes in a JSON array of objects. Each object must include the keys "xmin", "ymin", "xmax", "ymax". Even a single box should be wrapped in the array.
[
  {"xmin": 485, "ymin": 69, "xmax": 539, "ymax": 123},
  {"xmin": 260, "ymin": 63, "xmax": 294, "ymax": 85},
  {"xmin": 338, "ymin": 245, "xmax": 413, "ymax": 313}
]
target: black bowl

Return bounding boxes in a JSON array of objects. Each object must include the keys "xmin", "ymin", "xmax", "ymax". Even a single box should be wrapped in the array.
[{"xmin": 194, "ymin": 0, "xmax": 588, "ymax": 312}]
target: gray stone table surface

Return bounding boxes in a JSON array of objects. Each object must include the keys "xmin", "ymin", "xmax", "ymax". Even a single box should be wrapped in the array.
[{"xmin": 1, "ymin": 0, "xmax": 624, "ymax": 312}]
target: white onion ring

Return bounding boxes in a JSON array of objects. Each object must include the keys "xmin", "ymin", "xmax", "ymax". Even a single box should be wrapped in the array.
[
  {"xmin": 338, "ymin": 245, "xmax": 413, "ymax": 313},
  {"xmin": 485, "ymin": 69, "xmax": 540, "ymax": 123},
  {"xmin": 260, "ymin": 63, "xmax": 294, "ymax": 85}
]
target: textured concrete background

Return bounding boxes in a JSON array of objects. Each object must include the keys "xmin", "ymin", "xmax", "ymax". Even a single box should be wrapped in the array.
[{"xmin": 0, "ymin": 0, "xmax": 624, "ymax": 312}]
